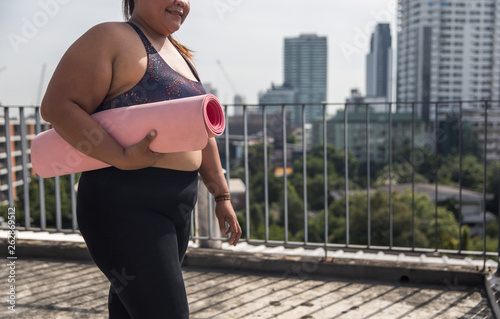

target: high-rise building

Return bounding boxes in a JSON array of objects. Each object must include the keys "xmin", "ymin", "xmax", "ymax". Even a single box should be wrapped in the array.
[
  {"xmin": 258, "ymin": 84, "xmax": 295, "ymax": 106},
  {"xmin": 0, "ymin": 116, "xmax": 50, "ymax": 205},
  {"xmin": 366, "ymin": 23, "xmax": 392, "ymax": 100},
  {"xmin": 397, "ymin": 0, "xmax": 500, "ymax": 122},
  {"xmin": 284, "ymin": 34, "xmax": 328, "ymax": 125}
]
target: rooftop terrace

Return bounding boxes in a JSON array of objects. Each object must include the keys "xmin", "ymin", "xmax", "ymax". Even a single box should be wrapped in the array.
[
  {"xmin": 0, "ymin": 233, "xmax": 497, "ymax": 319},
  {"xmin": 1, "ymin": 100, "xmax": 500, "ymax": 318}
]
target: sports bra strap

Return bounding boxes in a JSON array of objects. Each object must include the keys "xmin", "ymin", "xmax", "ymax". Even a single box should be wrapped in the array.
[{"xmin": 126, "ymin": 22, "xmax": 156, "ymax": 54}]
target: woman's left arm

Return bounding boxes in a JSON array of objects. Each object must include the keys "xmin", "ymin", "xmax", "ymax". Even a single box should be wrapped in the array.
[{"xmin": 199, "ymin": 138, "xmax": 242, "ymax": 246}]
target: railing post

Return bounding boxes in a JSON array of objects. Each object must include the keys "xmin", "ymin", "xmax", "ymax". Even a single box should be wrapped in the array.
[
  {"xmin": 323, "ymin": 103, "xmax": 328, "ymax": 258},
  {"xmin": 196, "ymin": 179, "xmax": 221, "ymax": 249},
  {"xmin": 483, "ymin": 101, "xmax": 488, "ymax": 270},
  {"xmin": 497, "ymin": 168, "xmax": 500, "ymax": 276},
  {"xmin": 4, "ymin": 108, "xmax": 14, "ymax": 207},
  {"xmin": 366, "ymin": 104, "xmax": 371, "ymax": 248},
  {"xmin": 302, "ymin": 104, "xmax": 308, "ymax": 244},
  {"xmin": 224, "ymin": 105, "xmax": 230, "ymax": 185},
  {"xmin": 389, "ymin": 102, "xmax": 393, "ymax": 249},
  {"xmin": 412, "ymin": 102, "xmax": 416, "ymax": 251},
  {"xmin": 282, "ymin": 104, "xmax": 288, "ymax": 244},
  {"xmin": 55, "ymin": 176, "xmax": 62, "ymax": 232},
  {"xmin": 70, "ymin": 174, "xmax": 77, "ymax": 232},
  {"xmin": 19, "ymin": 108, "xmax": 30, "ymax": 228},
  {"xmin": 244, "ymin": 104, "xmax": 250, "ymax": 242},
  {"xmin": 35, "ymin": 107, "xmax": 46, "ymax": 230},
  {"xmin": 434, "ymin": 102, "xmax": 439, "ymax": 252},
  {"xmin": 458, "ymin": 102, "xmax": 463, "ymax": 252},
  {"xmin": 344, "ymin": 103, "xmax": 350, "ymax": 246},
  {"xmin": 263, "ymin": 105, "xmax": 269, "ymax": 243}
]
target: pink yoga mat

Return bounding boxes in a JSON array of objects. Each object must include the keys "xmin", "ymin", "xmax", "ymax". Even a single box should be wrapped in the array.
[{"xmin": 31, "ymin": 94, "xmax": 225, "ymax": 178}]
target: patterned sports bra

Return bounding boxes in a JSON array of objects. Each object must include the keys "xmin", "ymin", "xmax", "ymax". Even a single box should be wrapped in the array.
[{"xmin": 94, "ymin": 22, "xmax": 206, "ymax": 113}]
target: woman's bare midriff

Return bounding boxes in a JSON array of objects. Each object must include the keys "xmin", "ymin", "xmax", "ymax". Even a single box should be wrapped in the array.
[{"xmin": 152, "ymin": 150, "xmax": 202, "ymax": 171}]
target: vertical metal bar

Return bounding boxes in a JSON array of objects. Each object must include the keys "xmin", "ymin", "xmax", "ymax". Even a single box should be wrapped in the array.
[
  {"xmin": 282, "ymin": 104, "xmax": 288, "ymax": 244},
  {"xmin": 366, "ymin": 104, "xmax": 371, "ymax": 248},
  {"xmin": 244, "ymin": 105, "xmax": 250, "ymax": 242},
  {"xmin": 344, "ymin": 104, "xmax": 350, "ymax": 246},
  {"xmin": 389, "ymin": 102, "xmax": 393, "ymax": 249},
  {"xmin": 323, "ymin": 104, "xmax": 328, "ymax": 258},
  {"xmin": 55, "ymin": 175, "xmax": 62, "ymax": 231},
  {"xmin": 208, "ymin": 192, "xmax": 213, "ymax": 239},
  {"xmin": 412, "ymin": 102, "xmax": 416, "ymax": 250},
  {"xmin": 263, "ymin": 105, "xmax": 269, "ymax": 243},
  {"xmin": 302, "ymin": 104, "xmax": 308, "ymax": 244},
  {"xmin": 434, "ymin": 102, "xmax": 439, "ymax": 251},
  {"xmin": 70, "ymin": 174, "xmax": 77, "ymax": 231},
  {"xmin": 224, "ymin": 105, "xmax": 230, "ymax": 185},
  {"xmin": 4, "ymin": 108, "xmax": 14, "ymax": 207},
  {"xmin": 19, "ymin": 108, "xmax": 30, "ymax": 228},
  {"xmin": 483, "ymin": 101, "xmax": 488, "ymax": 270},
  {"xmin": 498, "ymin": 163, "xmax": 500, "ymax": 274},
  {"xmin": 458, "ymin": 102, "xmax": 463, "ymax": 252},
  {"xmin": 35, "ymin": 108, "xmax": 46, "ymax": 230}
]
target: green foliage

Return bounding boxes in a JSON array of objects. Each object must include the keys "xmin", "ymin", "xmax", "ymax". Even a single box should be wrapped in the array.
[
  {"xmin": 439, "ymin": 155, "xmax": 485, "ymax": 191},
  {"xmin": 304, "ymin": 190, "xmax": 466, "ymax": 250},
  {"xmin": 374, "ymin": 162, "xmax": 429, "ymax": 186},
  {"xmin": 393, "ymin": 146, "xmax": 437, "ymax": 183},
  {"xmin": 289, "ymin": 144, "xmax": 360, "ymax": 211},
  {"xmin": 3, "ymin": 175, "xmax": 80, "ymax": 229}
]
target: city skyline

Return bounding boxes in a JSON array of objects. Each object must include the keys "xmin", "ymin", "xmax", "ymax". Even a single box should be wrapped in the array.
[{"xmin": 0, "ymin": 0, "xmax": 398, "ymax": 106}]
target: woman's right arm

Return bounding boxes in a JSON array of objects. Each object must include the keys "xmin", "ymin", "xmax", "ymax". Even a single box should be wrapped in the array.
[{"xmin": 41, "ymin": 23, "xmax": 161, "ymax": 170}]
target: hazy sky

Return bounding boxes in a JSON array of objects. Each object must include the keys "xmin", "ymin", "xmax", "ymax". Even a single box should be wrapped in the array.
[{"xmin": 0, "ymin": 0, "xmax": 398, "ymax": 106}]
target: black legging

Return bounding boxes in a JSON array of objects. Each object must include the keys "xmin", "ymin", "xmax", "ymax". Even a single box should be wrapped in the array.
[{"xmin": 77, "ymin": 166, "xmax": 198, "ymax": 319}]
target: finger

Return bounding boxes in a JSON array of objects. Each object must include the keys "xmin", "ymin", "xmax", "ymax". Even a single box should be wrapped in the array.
[
  {"xmin": 218, "ymin": 217, "xmax": 226, "ymax": 234},
  {"xmin": 227, "ymin": 221, "xmax": 241, "ymax": 245},
  {"xmin": 140, "ymin": 130, "xmax": 157, "ymax": 148},
  {"xmin": 229, "ymin": 229, "xmax": 241, "ymax": 246}
]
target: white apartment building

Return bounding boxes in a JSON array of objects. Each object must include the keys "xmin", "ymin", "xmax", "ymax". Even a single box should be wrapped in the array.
[
  {"xmin": 462, "ymin": 106, "xmax": 500, "ymax": 162},
  {"xmin": 397, "ymin": 0, "xmax": 500, "ymax": 121},
  {"xmin": 0, "ymin": 112, "xmax": 49, "ymax": 205}
]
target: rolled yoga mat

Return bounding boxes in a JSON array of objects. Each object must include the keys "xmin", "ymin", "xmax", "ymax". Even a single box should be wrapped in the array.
[{"xmin": 31, "ymin": 94, "xmax": 225, "ymax": 178}]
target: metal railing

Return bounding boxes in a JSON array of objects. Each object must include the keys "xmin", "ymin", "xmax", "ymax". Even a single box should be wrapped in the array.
[{"xmin": 1, "ymin": 101, "xmax": 499, "ymax": 268}]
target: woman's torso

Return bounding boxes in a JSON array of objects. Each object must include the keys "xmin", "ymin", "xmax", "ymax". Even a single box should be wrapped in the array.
[{"xmin": 95, "ymin": 22, "xmax": 206, "ymax": 171}]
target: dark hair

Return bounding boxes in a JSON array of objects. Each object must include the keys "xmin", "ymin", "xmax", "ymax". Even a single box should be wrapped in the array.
[{"xmin": 122, "ymin": 0, "xmax": 193, "ymax": 59}]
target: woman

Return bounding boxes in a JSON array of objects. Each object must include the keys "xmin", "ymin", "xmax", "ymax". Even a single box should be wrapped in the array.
[{"xmin": 40, "ymin": 0, "xmax": 241, "ymax": 318}]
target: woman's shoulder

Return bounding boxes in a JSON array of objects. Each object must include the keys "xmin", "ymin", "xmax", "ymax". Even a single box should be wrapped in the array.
[
  {"xmin": 78, "ymin": 22, "xmax": 132, "ymax": 45},
  {"xmin": 63, "ymin": 22, "xmax": 136, "ymax": 61}
]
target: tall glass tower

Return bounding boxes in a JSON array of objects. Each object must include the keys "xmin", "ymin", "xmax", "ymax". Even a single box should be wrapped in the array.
[
  {"xmin": 397, "ymin": 0, "xmax": 500, "ymax": 122},
  {"xmin": 366, "ymin": 23, "xmax": 392, "ymax": 100},
  {"xmin": 283, "ymin": 34, "xmax": 328, "ymax": 125}
]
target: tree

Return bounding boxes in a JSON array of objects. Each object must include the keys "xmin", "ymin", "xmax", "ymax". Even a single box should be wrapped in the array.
[
  {"xmin": 324, "ymin": 190, "xmax": 463, "ymax": 250},
  {"xmin": 289, "ymin": 144, "xmax": 360, "ymax": 211},
  {"xmin": 7, "ymin": 175, "xmax": 79, "ymax": 229},
  {"xmin": 439, "ymin": 155, "xmax": 484, "ymax": 192}
]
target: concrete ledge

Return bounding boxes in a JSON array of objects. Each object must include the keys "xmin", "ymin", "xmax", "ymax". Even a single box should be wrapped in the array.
[
  {"xmin": 184, "ymin": 248, "xmax": 487, "ymax": 287},
  {"xmin": 0, "ymin": 240, "xmax": 92, "ymax": 261},
  {"xmin": 2, "ymin": 237, "xmax": 489, "ymax": 288}
]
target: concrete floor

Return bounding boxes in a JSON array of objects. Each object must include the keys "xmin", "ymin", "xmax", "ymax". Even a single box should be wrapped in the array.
[{"xmin": 0, "ymin": 257, "xmax": 494, "ymax": 319}]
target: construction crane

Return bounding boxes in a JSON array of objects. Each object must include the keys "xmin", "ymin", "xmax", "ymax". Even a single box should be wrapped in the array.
[{"xmin": 216, "ymin": 59, "xmax": 244, "ymax": 104}]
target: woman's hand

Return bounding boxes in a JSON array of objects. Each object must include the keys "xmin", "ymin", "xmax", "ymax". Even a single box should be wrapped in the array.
[
  {"xmin": 215, "ymin": 200, "xmax": 242, "ymax": 246},
  {"xmin": 116, "ymin": 130, "xmax": 164, "ymax": 170}
]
